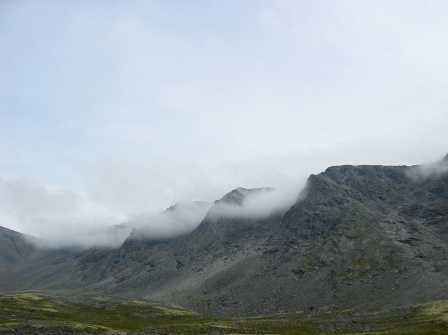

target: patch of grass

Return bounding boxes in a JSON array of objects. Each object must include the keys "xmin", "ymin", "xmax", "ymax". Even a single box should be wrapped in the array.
[
  {"xmin": 421, "ymin": 300, "xmax": 448, "ymax": 321},
  {"xmin": 1, "ymin": 293, "xmax": 448, "ymax": 334}
]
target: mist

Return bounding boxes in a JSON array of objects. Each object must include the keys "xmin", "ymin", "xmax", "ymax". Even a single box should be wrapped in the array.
[
  {"xmin": 0, "ymin": 176, "xmax": 129, "ymax": 249},
  {"xmin": 129, "ymin": 201, "xmax": 212, "ymax": 240},
  {"xmin": 29, "ymin": 224, "xmax": 134, "ymax": 249},
  {"xmin": 406, "ymin": 155, "xmax": 448, "ymax": 181},
  {"xmin": 0, "ymin": 173, "xmax": 305, "ymax": 248},
  {"xmin": 28, "ymin": 201, "xmax": 213, "ymax": 249},
  {"xmin": 2, "ymin": 154, "xmax": 448, "ymax": 249},
  {"xmin": 206, "ymin": 184, "xmax": 304, "ymax": 221}
]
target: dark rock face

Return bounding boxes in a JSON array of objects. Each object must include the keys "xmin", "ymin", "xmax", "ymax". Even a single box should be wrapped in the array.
[
  {"xmin": 1, "ymin": 158, "xmax": 448, "ymax": 317},
  {"xmin": 275, "ymin": 164, "xmax": 448, "ymax": 313}
]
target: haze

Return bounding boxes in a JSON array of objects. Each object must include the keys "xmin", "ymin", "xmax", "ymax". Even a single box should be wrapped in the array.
[{"xmin": 1, "ymin": 1, "xmax": 447, "ymax": 246}]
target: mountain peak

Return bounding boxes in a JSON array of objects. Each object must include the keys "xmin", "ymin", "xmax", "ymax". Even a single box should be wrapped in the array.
[{"xmin": 216, "ymin": 187, "xmax": 272, "ymax": 206}]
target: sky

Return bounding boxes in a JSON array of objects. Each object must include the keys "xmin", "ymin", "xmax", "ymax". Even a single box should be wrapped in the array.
[{"xmin": 1, "ymin": 0, "xmax": 447, "ymax": 243}]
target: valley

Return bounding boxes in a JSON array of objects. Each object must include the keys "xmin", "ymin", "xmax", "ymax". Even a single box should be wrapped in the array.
[{"xmin": 1, "ymin": 293, "xmax": 447, "ymax": 334}]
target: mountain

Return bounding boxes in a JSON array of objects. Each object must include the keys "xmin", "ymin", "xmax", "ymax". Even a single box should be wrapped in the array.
[
  {"xmin": 1, "ymin": 156, "xmax": 447, "ymax": 317},
  {"xmin": 0, "ymin": 226, "xmax": 35, "ymax": 284},
  {"xmin": 0, "ymin": 200, "xmax": 212, "ymax": 291}
]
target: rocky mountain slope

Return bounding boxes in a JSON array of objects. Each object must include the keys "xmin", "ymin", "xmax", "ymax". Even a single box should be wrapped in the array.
[
  {"xmin": 0, "ymin": 226, "xmax": 35, "ymax": 284},
  {"xmin": 1, "ymin": 156, "xmax": 447, "ymax": 316}
]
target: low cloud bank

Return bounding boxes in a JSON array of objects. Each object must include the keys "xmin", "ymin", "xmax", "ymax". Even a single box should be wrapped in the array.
[
  {"xmin": 0, "ymin": 176, "xmax": 212, "ymax": 249},
  {"xmin": 32, "ymin": 201, "xmax": 213, "ymax": 248},
  {"xmin": 0, "ymin": 176, "xmax": 125, "ymax": 249},
  {"xmin": 0, "ymin": 172, "xmax": 303, "ymax": 248},
  {"xmin": 32, "ymin": 203, "xmax": 213, "ymax": 249},
  {"xmin": 207, "ymin": 185, "xmax": 302, "ymax": 221},
  {"xmin": 406, "ymin": 155, "xmax": 448, "ymax": 181},
  {"xmin": 130, "ymin": 201, "xmax": 212, "ymax": 239},
  {"xmin": 31, "ymin": 224, "xmax": 135, "ymax": 249}
]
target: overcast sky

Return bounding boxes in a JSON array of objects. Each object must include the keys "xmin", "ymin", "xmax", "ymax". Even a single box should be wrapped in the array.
[{"xmin": 1, "ymin": 0, "xmax": 447, "ymax": 238}]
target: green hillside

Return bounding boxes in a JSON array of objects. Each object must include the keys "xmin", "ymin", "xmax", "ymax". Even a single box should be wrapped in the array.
[{"xmin": 1, "ymin": 293, "xmax": 447, "ymax": 334}]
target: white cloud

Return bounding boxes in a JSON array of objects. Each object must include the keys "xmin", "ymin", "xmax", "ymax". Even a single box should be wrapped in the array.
[
  {"xmin": 0, "ymin": 176, "xmax": 123, "ymax": 248},
  {"xmin": 0, "ymin": 175, "xmax": 212, "ymax": 249},
  {"xmin": 131, "ymin": 201, "xmax": 212, "ymax": 239},
  {"xmin": 406, "ymin": 156, "xmax": 448, "ymax": 181},
  {"xmin": 207, "ymin": 186, "xmax": 301, "ymax": 221}
]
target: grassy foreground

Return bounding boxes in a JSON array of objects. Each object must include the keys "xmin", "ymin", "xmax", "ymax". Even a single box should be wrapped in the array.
[{"xmin": 1, "ymin": 293, "xmax": 447, "ymax": 334}]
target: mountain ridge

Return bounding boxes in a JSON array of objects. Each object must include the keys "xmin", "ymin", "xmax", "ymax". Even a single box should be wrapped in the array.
[{"xmin": 1, "ymin": 156, "xmax": 447, "ymax": 316}]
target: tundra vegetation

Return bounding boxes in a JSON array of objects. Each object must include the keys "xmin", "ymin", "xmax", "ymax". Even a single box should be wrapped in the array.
[{"xmin": 1, "ymin": 293, "xmax": 447, "ymax": 334}]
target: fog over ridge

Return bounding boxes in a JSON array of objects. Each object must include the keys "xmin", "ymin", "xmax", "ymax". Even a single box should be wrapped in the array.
[
  {"xmin": 206, "ymin": 186, "xmax": 302, "ymax": 221},
  {"xmin": 30, "ymin": 200, "xmax": 218, "ymax": 249},
  {"xmin": 0, "ymin": 177, "xmax": 303, "ymax": 249},
  {"xmin": 2, "ymin": 154, "xmax": 447, "ymax": 249},
  {"xmin": 406, "ymin": 155, "xmax": 448, "ymax": 181},
  {"xmin": 129, "ymin": 201, "xmax": 213, "ymax": 241}
]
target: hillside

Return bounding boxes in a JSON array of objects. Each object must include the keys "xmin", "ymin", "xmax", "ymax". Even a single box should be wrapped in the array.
[
  {"xmin": 2, "ymin": 293, "xmax": 448, "ymax": 334},
  {"xmin": 0, "ymin": 226, "xmax": 35, "ymax": 284},
  {"xmin": 1, "ymin": 156, "xmax": 447, "ymax": 317}
]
